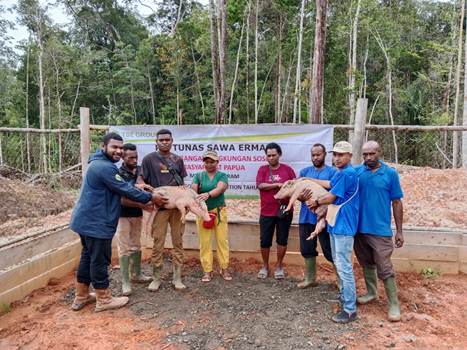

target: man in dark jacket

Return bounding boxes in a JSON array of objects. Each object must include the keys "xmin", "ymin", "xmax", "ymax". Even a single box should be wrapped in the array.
[{"xmin": 70, "ymin": 132, "xmax": 167, "ymax": 312}]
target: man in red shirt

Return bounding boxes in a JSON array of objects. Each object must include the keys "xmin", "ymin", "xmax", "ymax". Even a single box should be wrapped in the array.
[{"xmin": 256, "ymin": 143, "xmax": 296, "ymax": 279}]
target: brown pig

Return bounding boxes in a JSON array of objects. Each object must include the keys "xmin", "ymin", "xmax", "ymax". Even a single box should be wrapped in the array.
[
  {"xmin": 273, "ymin": 178, "xmax": 329, "ymax": 240},
  {"xmin": 141, "ymin": 186, "xmax": 210, "ymax": 236}
]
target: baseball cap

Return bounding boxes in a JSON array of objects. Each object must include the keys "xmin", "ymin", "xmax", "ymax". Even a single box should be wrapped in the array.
[
  {"xmin": 202, "ymin": 150, "xmax": 219, "ymax": 161},
  {"xmin": 332, "ymin": 141, "xmax": 353, "ymax": 154}
]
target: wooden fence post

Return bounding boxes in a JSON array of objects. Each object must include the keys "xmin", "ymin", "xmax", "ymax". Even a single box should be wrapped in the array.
[
  {"xmin": 80, "ymin": 107, "xmax": 90, "ymax": 176},
  {"xmin": 351, "ymin": 98, "xmax": 368, "ymax": 165},
  {"xmin": 0, "ymin": 132, "xmax": 3, "ymax": 166}
]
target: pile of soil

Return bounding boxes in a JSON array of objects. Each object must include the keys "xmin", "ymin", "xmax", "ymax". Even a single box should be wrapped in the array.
[
  {"xmin": 1, "ymin": 257, "xmax": 466, "ymax": 349},
  {"xmin": 0, "ymin": 176, "xmax": 75, "ymax": 239}
]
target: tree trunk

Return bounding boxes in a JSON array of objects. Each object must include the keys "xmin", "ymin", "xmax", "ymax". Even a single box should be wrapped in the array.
[
  {"xmin": 229, "ymin": 1, "xmax": 249, "ymax": 124},
  {"xmin": 37, "ymin": 7, "xmax": 47, "ymax": 173},
  {"xmin": 309, "ymin": 0, "xmax": 328, "ymax": 124},
  {"xmin": 246, "ymin": 4, "xmax": 251, "ymax": 124},
  {"xmin": 348, "ymin": 0, "xmax": 361, "ymax": 130},
  {"xmin": 374, "ymin": 31, "xmax": 398, "ymax": 163},
  {"xmin": 190, "ymin": 45, "xmax": 206, "ymax": 122},
  {"xmin": 218, "ymin": 0, "xmax": 227, "ymax": 124},
  {"xmin": 25, "ymin": 39, "xmax": 31, "ymax": 173},
  {"xmin": 462, "ymin": 0, "xmax": 467, "ymax": 168},
  {"xmin": 453, "ymin": 0, "xmax": 465, "ymax": 168},
  {"xmin": 147, "ymin": 66, "xmax": 156, "ymax": 124},
  {"xmin": 209, "ymin": 0, "xmax": 220, "ymax": 123},
  {"xmin": 293, "ymin": 0, "xmax": 306, "ymax": 124},
  {"xmin": 275, "ymin": 14, "xmax": 283, "ymax": 123},
  {"xmin": 254, "ymin": 0, "xmax": 259, "ymax": 123}
]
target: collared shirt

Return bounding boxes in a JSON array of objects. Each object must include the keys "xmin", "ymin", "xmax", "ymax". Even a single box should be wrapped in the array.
[
  {"xmin": 355, "ymin": 161, "xmax": 403, "ymax": 237},
  {"xmin": 119, "ymin": 165, "xmax": 143, "ymax": 218},
  {"xmin": 298, "ymin": 165, "xmax": 336, "ymax": 224},
  {"xmin": 193, "ymin": 171, "xmax": 228, "ymax": 211},
  {"xmin": 327, "ymin": 164, "xmax": 359, "ymax": 236}
]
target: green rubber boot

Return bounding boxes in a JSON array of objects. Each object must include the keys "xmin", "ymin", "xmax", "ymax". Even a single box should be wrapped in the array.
[
  {"xmin": 172, "ymin": 265, "xmax": 187, "ymax": 290},
  {"xmin": 357, "ymin": 267, "xmax": 379, "ymax": 304},
  {"xmin": 297, "ymin": 257, "xmax": 318, "ymax": 288},
  {"xmin": 129, "ymin": 251, "xmax": 152, "ymax": 283},
  {"xmin": 384, "ymin": 277, "xmax": 401, "ymax": 322},
  {"xmin": 119, "ymin": 255, "xmax": 132, "ymax": 296},
  {"xmin": 147, "ymin": 265, "xmax": 163, "ymax": 292}
]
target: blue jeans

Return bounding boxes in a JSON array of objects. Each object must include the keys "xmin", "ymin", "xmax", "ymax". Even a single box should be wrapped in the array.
[{"xmin": 330, "ymin": 233, "xmax": 356, "ymax": 314}]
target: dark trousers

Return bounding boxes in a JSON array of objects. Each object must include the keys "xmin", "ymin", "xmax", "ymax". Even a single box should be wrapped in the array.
[
  {"xmin": 299, "ymin": 223, "xmax": 333, "ymax": 263},
  {"xmin": 354, "ymin": 233, "xmax": 395, "ymax": 280},
  {"xmin": 76, "ymin": 234, "xmax": 112, "ymax": 289},
  {"xmin": 259, "ymin": 215, "xmax": 293, "ymax": 248}
]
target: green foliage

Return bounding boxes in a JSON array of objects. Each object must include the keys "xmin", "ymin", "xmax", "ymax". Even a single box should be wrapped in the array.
[
  {"xmin": 0, "ymin": 0, "xmax": 461, "ymax": 130},
  {"xmin": 421, "ymin": 267, "xmax": 440, "ymax": 279}
]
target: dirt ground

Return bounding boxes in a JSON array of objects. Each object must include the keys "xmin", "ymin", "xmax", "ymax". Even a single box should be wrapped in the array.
[{"xmin": 1, "ymin": 255, "xmax": 466, "ymax": 350}]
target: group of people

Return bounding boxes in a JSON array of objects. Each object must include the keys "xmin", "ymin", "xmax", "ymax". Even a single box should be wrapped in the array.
[{"xmin": 70, "ymin": 129, "xmax": 404, "ymax": 325}]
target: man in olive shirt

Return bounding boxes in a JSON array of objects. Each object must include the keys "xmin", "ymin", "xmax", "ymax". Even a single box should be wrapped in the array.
[{"xmin": 140, "ymin": 129, "xmax": 188, "ymax": 291}]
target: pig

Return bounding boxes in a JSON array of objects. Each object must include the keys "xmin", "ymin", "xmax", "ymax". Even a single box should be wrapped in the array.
[
  {"xmin": 273, "ymin": 178, "xmax": 329, "ymax": 240},
  {"xmin": 141, "ymin": 186, "xmax": 211, "ymax": 236}
]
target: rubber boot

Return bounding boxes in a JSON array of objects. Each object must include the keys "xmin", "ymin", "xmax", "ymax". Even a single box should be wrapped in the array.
[
  {"xmin": 94, "ymin": 288, "xmax": 129, "ymax": 312},
  {"xmin": 129, "ymin": 250, "xmax": 152, "ymax": 283},
  {"xmin": 119, "ymin": 255, "xmax": 132, "ymax": 296},
  {"xmin": 71, "ymin": 282, "xmax": 96, "ymax": 311},
  {"xmin": 357, "ymin": 267, "xmax": 379, "ymax": 304},
  {"xmin": 383, "ymin": 277, "xmax": 401, "ymax": 322},
  {"xmin": 297, "ymin": 257, "xmax": 318, "ymax": 289},
  {"xmin": 147, "ymin": 265, "xmax": 162, "ymax": 291},
  {"xmin": 172, "ymin": 265, "xmax": 187, "ymax": 290}
]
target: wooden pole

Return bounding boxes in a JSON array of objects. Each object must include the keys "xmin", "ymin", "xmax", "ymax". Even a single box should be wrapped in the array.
[
  {"xmin": 351, "ymin": 98, "xmax": 368, "ymax": 165},
  {"xmin": 80, "ymin": 107, "xmax": 90, "ymax": 177},
  {"xmin": 0, "ymin": 132, "xmax": 3, "ymax": 166}
]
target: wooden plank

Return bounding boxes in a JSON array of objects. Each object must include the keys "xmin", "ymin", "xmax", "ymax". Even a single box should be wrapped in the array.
[
  {"xmin": 392, "ymin": 258, "xmax": 459, "ymax": 274},
  {"xmin": 0, "ymin": 240, "xmax": 81, "ymax": 293},
  {"xmin": 392, "ymin": 244, "xmax": 459, "ymax": 262}
]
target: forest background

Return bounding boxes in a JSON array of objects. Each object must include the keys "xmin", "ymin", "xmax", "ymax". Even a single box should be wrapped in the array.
[{"xmin": 0, "ymin": 0, "xmax": 466, "ymax": 172}]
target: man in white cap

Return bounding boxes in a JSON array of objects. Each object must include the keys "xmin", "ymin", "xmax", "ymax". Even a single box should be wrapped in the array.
[{"xmin": 307, "ymin": 141, "xmax": 359, "ymax": 323}]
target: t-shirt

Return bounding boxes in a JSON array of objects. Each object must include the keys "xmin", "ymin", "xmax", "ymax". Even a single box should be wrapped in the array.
[
  {"xmin": 256, "ymin": 163, "xmax": 296, "ymax": 217},
  {"xmin": 298, "ymin": 165, "xmax": 336, "ymax": 224},
  {"xmin": 355, "ymin": 161, "xmax": 403, "ymax": 237},
  {"xmin": 141, "ymin": 151, "xmax": 187, "ymax": 187},
  {"xmin": 119, "ymin": 165, "xmax": 143, "ymax": 218},
  {"xmin": 192, "ymin": 171, "xmax": 228, "ymax": 211},
  {"xmin": 327, "ymin": 164, "xmax": 359, "ymax": 236}
]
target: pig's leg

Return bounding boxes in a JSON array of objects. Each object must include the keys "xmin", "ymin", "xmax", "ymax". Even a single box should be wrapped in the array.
[
  {"xmin": 175, "ymin": 201, "xmax": 187, "ymax": 224},
  {"xmin": 306, "ymin": 217, "xmax": 326, "ymax": 240},
  {"xmin": 284, "ymin": 189, "xmax": 302, "ymax": 212},
  {"xmin": 142, "ymin": 207, "xmax": 158, "ymax": 237}
]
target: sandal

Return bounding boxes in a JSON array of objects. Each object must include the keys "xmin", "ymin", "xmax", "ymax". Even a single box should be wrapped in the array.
[
  {"xmin": 257, "ymin": 267, "xmax": 268, "ymax": 279},
  {"xmin": 274, "ymin": 267, "xmax": 285, "ymax": 280},
  {"xmin": 201, "ymin": 272, "xmax": 212, "ymax": 282},
  {"xmin": 220, "ymin": 269, "xmax": 232, "ymax": 281}
]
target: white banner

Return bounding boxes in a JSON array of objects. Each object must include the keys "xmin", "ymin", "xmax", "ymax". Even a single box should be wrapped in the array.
[{"xmin": 109, "ymin": 124, "xmax": 334, "ymax": 197}]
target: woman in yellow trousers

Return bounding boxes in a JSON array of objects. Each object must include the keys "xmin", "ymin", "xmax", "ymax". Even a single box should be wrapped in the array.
[{"xmin": 191, "ymin": 150, "xmax": 232, "ymax": 282}]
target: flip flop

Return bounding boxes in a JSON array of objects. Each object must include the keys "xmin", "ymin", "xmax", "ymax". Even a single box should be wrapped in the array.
[
  {"xmin": 201, "ymin": 272, "xmax": 212, "ymax": 282},
  {"xmin": 274, "ymin": 268, "xmax": 285, "ymax": 280},
  {"xmin": 220, "ymin": 269, "xmax": 233, "ymax": 281},
  {"xmin": 257, "ymin": 267, "xmax": 268, "ymax": 279}
]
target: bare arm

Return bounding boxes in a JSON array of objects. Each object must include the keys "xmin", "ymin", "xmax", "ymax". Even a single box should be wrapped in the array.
[
  {"xmin": 197, "ymin": 181, "xmax": 228, "ymax": 202},
  {"xmin": 307, "ymin": 179, "xmax": 331, "ymax": 189},
  {"xmin": 392, "ymin": 199, "xmax": 404, "ymax": 248},
  {"xmin": 257, "ymin": 182, "xmax": 282, "ymax": 191},
  {"xmin": 121, "ymin": 197, "xmax": 152, "ymax": 210},
  {"xmin": 306, "ymin": 192, "xmax": 337, "ymax": 209}
]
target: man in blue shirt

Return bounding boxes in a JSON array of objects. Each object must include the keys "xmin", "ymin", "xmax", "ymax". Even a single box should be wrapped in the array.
[
  {"xmin": 70, "ymin": 133, "xmax": 168, "ymax": 312},
  {"xmin": 297, "ymin": 143, "xmax": 336, "ymax": 289},
  {"xmin": 307, "ymin": 141, "xmax": 359, "ymax": 324},
  {"xmin": 354, "ymin": 140, "xmax": 404, "ymax": 322}
]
